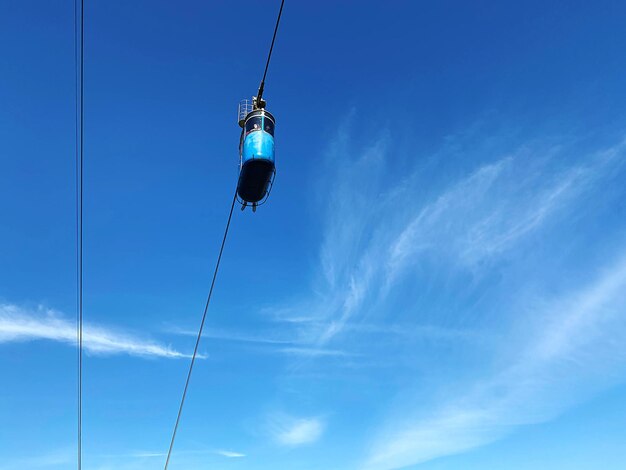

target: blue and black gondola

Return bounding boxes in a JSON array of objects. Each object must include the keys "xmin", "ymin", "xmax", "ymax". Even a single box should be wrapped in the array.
[{"xmin": 237, "ymin": 102, "xmax": 276, "ymax": 211}]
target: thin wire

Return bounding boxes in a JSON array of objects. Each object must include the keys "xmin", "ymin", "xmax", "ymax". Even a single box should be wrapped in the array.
[
  {"xmin": 163, "ymin": 190, "xmax": 238, "ymax": 470},
  {"xmin": 75, "ymin": 0, "xmax": 84, "ymax": 469},
  {"xmin": 257, "ymin": 0, "xmax": 286, "ymax": 102},
  {"xmin": 163, "ymin": 2, "xmax": 284, "ymax": 464}
]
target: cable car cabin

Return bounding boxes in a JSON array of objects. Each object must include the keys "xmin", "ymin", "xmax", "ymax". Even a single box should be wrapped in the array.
[{"xmin": 237, "ymin": 106, "xmax": 276, "ymax": 210}]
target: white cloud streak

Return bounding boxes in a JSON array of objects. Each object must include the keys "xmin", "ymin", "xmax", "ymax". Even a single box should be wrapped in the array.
[
  {"xmin": 213, "ymin": 449, "xmax": 246, "ymax": 458},
  {"xmin": 0, "ymin": 304, "xmax": 194, "ymax": 359},
  {"xmin": 364, "ymin": 251, "xmax": 626, "ymax": 470},
  {"xmin": 108, "ymin": 449, "xmax": 247, "ymax": 460},
  {"xmin": 129, "ymin": 448, "xmax": 246, "ymax": 459},
  {"xmin": 0, "ymin": 448, "xmax": 73, "ymax": 470},
  {"xmin": 166, "ymin": 324, "xmax": 355, "ymax": 357},
  {"xmin": 386, "ymin": 154, "xmax": 610, "ymax": 282},
  {"xmin": 260, "ymin": 123, "xmax": 626, "ymax": 469},
  {"xmin": 281, "ymin": 129, "xmax": 620, "ymax": 348},
  {"xmin": 277, "ymin": 347, "xmax": 354, "ymax": 357},
  {"xmin": 271, "ymin": 124, "xmax": 626, "ymax": 468},
  {"xmin": 165, "ymin": 324, "xmax": 294, "ymax": 345},
  {"xmin": 268, "ymin": 414, "xmax": 325, "ymax": 446}
]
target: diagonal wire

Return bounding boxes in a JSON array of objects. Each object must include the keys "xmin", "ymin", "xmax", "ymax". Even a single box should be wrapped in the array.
[
  {"xmin": 163, "ymin": 2, "xmax": 285, "ymax": 465},
  {"xmin": 163, "ymin": 190, "xmax": 238, "ymax": 470},
  {"xmin": 75, "ymin": 0, "xmax": 85, "ymax": 469},
  {"xmin": 256, "ymin": 0, "xmax": 286, "ymax": 102}
]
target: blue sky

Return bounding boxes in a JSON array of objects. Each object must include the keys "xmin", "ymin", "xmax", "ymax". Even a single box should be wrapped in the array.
[{"xmin": 1, "ymin": 1, "xmax": 626, "ymax": 469}]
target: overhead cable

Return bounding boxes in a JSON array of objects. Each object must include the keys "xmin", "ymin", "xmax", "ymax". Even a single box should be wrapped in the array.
[
  {"xmin": 256, "ymin": 0, "xmax": 286, "ymax": 103},
  {"xmin": 163, "ymin": 2, "xmax": 286, "ymax": 466},
  {"xmin": 163, "ymin": 191, "xmax": 238, "ymax": 470},
  {"xmin": 74, "ymin": 0, "xmax": 85, "ymax": 469}
]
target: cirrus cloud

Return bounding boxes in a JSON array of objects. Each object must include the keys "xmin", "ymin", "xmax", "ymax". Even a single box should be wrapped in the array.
[{"xmin": 0, "ymin": 303, "xmax": 195, "ymax": 359}]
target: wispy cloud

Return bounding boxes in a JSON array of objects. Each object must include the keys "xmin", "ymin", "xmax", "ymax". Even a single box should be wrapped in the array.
[
  {"xmin": 386, "ymin": 151, "xmax": 616, "ymax": 282},
  {"xmin": 363, "ymin": 250, "xmax": 626, "ymax": 469},
  {"xmin": 128, "ymin": 448, "xmax": 246, "ymax": 459},
  {"xmin": 213, "ymin": 449, "xmax": 246, "ymax": 458},
  {"xmin": 277, "ymin": 347, "xmax": 354, "ymax": 357},
  {"xmin": 277, "ymin": 126, "xmax": 624, "ymax": 348},
  {"xmin": 128, "ymin": 451, "xmax": 167, "ymax": 458},
  {"xmin": 0, "ymin": 448, "xmax": 73, "ymax": 470},
  {"xmin": 165, "ymin": 323, "xmax": 293, "ymax": 345},
  {"xmin": 268, "ymin": 414, "xmax": 325, "ymax": 446},
  {"xmin": 266, "ymin": 122, "xmax": 626, "ymax": 468},
  {"xmin": 166, "ymin": 323, "xmax": 354, "ymax": 357},
  {"xmin": 0, "ymin": 304, "xmax": 194, "ymax": 359}
]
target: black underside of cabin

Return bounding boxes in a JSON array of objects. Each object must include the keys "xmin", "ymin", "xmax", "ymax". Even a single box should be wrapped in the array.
[{"xmin": 237, "ymin": 159, "xmax": 274, "ymax": 203}]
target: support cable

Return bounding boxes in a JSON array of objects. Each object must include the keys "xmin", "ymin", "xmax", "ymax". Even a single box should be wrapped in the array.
[
  {"xmin": 74, "ymin": 0, "xmax": 85, "ymax": 469},
  {"xmin": 163, "ymin": 2, "xmax": 285, "ymax": 466},
  {"xmin": 256, "ymin": 0, "xmax": 286, "ymax": 103},
  {"xmin": 163, "ymin": 190, "xmax": 238, "ymax": 470}
]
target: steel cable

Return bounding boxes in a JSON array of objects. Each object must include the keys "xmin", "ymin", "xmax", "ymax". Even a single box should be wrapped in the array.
[
  {"xmin": 163, "ymin": 190, "xmax": 238, "ymax": 470},
  {"xmin": 74, "ymin": 0, "xmax": 84, "ymax": 468}
]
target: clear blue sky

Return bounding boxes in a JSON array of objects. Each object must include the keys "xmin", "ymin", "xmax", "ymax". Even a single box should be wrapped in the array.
[{"xmin": 2, "ymin": 1, "xmax": 626, "ymax": 469}]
